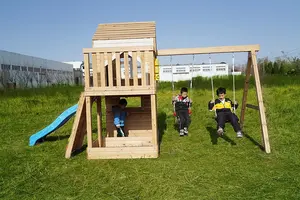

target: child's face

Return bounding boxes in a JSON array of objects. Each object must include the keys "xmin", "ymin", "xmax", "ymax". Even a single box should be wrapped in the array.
[
  {"xmin": 181, "ymin": 92, "xmax": 188, "ymax": 98},
  {"xmin": 218, "ymin": 93, "xmax": 225, "ymax": 99},
  {"xmin": 120, "ymin": 104, "xmax": 126, "ymax": 109}
]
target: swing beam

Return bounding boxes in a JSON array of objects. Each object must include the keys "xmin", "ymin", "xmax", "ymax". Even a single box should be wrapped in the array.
[
  {"xmin": 157, "ymin": 44, "xmax": 260, "ymax": 56},
  {"xmin": 158, "ymin": 44, "xmax": 270, "ymax": 154}
]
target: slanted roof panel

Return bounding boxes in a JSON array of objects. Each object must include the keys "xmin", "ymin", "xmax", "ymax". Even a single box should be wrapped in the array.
[{"xmin": 93, "ymin": 21, "xmax": 156, "ymax": 41}]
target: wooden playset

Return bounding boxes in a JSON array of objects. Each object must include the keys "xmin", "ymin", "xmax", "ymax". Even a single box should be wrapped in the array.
[{"xmin": 65, "ymin": 21, "xmax": 270, "ymax": 160}]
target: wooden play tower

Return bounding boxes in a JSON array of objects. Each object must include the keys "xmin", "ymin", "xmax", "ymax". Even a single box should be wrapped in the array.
[{"xmin": 65, "ymin": 22, "xmax": 159, "ymax": 159}]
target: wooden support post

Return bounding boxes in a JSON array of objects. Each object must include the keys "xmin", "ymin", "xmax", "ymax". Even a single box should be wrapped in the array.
[
  {"xmin": 251, "ymin": 51, "xmax": 270, "ymax": 153},
  {"xmin": 98, "ymin": 53, "xmax": 106, "ymax": 87},
  {"xmin": 107, "ymin": 52, "xmax": 113, "ymax": 87},
  {"xmin": 132, "ymin": 51, "xmax": 138, "ymax": 86},
  {"xmin": 92, "ymin": 53, "xmax": 97, "ymax": 87},
  {"xmin": 140, "ymin": 51, "xmax": 146, "ymax": 86},
  {"xmin": 148, "ymin": 51, "xmax": 154, "ymax": 88},
  {"xmin": 124, "ymin": 52, "xmax": 130, "ymax": 86},
  {"xmin": 116, "ymin": 53, "xmax": 121, "ymax": 87},
  {"xmin": 240, "ymin": 52, "xmax": 252, "ymax": 128},
  {"xmin": 86, "ymin": 97, "xmax": 93, "ymax": 148},
  {"xmin": 97, "ymin": 97, "xmax": 103, "ymax": 147},
  {"xmin": 151, "ymin": 94, "xmax": 158, "ymax": 146},
  {"xmin": 84, "ymin": 53, "xmax": 90, "ymax": 88}
]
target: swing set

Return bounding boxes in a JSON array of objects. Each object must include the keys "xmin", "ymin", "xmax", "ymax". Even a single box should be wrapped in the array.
[{"xmin": 158, "ymin": 44, "xmax": 271, "ymax": 154}]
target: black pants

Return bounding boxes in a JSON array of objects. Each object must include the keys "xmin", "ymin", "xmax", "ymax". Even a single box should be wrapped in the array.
[
  {"xmin": 216, "ymin": 112, "xmax": 241, "ymax": 132},
  {"xmin": 177, "ymin": 110, "xmax": 190, "ymax": 130},
  {"xmin": 116, "ymin": 126, "xmax": 125, "ymax": 137}
]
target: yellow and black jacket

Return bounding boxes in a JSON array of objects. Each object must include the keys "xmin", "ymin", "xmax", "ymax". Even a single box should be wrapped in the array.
[{"xmin": 208, "ymin": 98, "xmax": 238, "ymax": 113}]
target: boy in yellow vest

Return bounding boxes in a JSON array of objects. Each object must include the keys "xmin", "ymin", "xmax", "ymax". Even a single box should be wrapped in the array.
[{"xmin": 208, "ymin": 87, "xmax": 243, "ymax": 138}]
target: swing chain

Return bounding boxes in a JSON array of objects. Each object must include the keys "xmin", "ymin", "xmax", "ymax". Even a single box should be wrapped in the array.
[{"xmin": 232, "ymin": 53, "xmax": 236, "ymax": 114}]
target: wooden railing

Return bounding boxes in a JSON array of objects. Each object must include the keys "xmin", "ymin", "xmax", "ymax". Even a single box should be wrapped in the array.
[{"xmin": 83, "ymin": 46, "xmax": 156, "ymax": 96}]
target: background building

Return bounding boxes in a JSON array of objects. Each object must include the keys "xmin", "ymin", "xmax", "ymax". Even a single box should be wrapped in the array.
[
  {"xmin": 0, "ymin": 50, "xmax": 75, "ymax": 88},
  {"xmin": 159, "ymin": 63, "xmax": 235, "ymax": 82}
]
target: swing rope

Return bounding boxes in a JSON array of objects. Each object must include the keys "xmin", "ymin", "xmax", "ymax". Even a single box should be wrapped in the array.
[
  {"xmin": 209, "ymin": 54, "xmax": 217, "ymax": 117},
  {"xmin": 171, "ymin": 55, "xmax": 174, "ymax": 96},
  {"xmin": 232, "ymin": 53, "xmax": 236, "ymax": 114}
]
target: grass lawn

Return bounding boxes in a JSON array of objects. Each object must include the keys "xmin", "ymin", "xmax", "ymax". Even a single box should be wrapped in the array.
[{"xmin": 1, "ymin": 76, "xmax": 300, "ymax": 200}]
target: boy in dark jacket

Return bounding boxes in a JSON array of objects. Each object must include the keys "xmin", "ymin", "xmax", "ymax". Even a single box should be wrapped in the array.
[
  {"xmin": 172, "ymin": 87, "xmax": 192, "ymax": 136},
  {"xmin": 208, "ymin": 87, "xmax": 243, "ymax": 137},
  {"xmin": 112, "ymin": 99, "xmax": 128, "ymax": 137}
]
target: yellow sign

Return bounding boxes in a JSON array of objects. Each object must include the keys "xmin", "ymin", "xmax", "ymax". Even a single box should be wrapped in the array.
[
  {"xmin": 154, "ymin": 58, "xmax": 160, "ymax": 74},
  {"xmin": 155, "ymin": 74, "xmax": 160, "ymax": 80}
]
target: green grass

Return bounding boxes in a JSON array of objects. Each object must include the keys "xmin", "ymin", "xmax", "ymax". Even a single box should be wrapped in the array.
[{"xmin": 1, "ymin": 75, "xmax": 300, "ymax": 200}]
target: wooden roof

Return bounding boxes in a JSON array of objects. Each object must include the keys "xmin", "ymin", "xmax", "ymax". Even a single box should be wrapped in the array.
[{"xmin": 92, "ymin": 21, "xmax": 156, "ymax": 41}]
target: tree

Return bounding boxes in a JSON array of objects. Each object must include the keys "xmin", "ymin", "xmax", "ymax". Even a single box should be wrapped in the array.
[{"xmin": 273, "ymin": 61, "xmax": 280, "ymax": 74}]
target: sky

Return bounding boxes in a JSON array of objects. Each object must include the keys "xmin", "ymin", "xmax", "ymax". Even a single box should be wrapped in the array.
[{"xmin": 0, "ymin": 0, "xmax": 299, "ymax": 65}]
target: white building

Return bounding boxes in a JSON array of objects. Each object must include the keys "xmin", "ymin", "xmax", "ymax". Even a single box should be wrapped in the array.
[
  {"xmin": 0, "ymin": 50, "xmax": 74, "ymax": 88},
  {"xmin": 159, "ymin": 63, "xmax": 230, "ymax": 82}
]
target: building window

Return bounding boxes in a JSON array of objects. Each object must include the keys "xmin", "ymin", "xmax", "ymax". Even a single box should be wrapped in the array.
[
  {"xmin": 21, "ymin": 66, "xmax": 27, "ymax": 71},
  {"xmin": 176, "ymin": 67, "xmax": 186, "ymax": 73},
  {"xmin": 1, "ymin": 64, "xmax": 11, "ymax": 70},
  {"xmin": 203, "ymin": 67, "xmax": 211, "ymax": 72},
  {"xmin": 41, "ymin": 68, "xmax": 47, "ymax": 73},
  {"xmin": 190, "ymin": 67, "xmax": 201, "ymax": 72},
  {"xmin": 163, "ymin": 68, "xmax": 172, "ymax": 73},
  {"xmin": 216, "ymin": 66, "xmax": 226, "ymax": 71},
  {"xmin": 12, "ymin": 65, "xmax": 21, "ymax": 71},
  {"xmin": 34, "ymin": 67, "xmax": 40, "ymax": 73},
  {"xmin": 28, "ymin": 67, "xmax": 33, "ymax": 72}
]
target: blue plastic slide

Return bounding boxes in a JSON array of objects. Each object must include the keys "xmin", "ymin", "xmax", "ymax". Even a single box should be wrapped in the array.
[{"xmin": 29, "ymin": 104, "xmax": 78, "ymax": 146}]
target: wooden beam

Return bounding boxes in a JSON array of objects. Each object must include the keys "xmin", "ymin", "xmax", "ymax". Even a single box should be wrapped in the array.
[
  {"xmin": 157, "ymin": 44, "xmax": 260, "ymax": 56},
  {"xmin": 140, "ymin": 51, "xmax": 146, "ymax": 86},
  {"xmin": 124, "ymin": 52, "xmax": 130, "ymax": 86},
  {"xmin": 99, "ymin": 53, "xmax": 106, "ymax": 87},
  {"xmin": 246, "ymin": 104, "xmax": 259, "ymax": 110},
  {"xmin": 115, "ymin": 53, "xmax": 121, "ymax": 87},
  {"xmin": 132, "ymin": 51, "xmax": 138, "ymax": 86},
  {"xmin": 84, "ymin": 53, "xmax": 90, "ymax": 88},
  {"xmin": 87, "ymin": 146, "xmax": 158, "ymax": 159},
  {"xmin": 86, "ymin": 97, "xmax": 93, "ymax": 148},
  {"xmin": 107, "ymin": 52, "xmax": 113, "ymax": 87},
  {"xmin": 97, "ymin": 97, "xmax": 103, "ymax": 147},
  {"xmin": 83, "ymin": 46, "xmax": 153, "ymax": 54},
  {"xmin": 240, "ymin": 52, "xmax": 252, "ymax": 128},
  {"xmin": 84, "ymin": 87, "xmax": 155, "ymax": 96},
  {"xmin": 151, "ymin": 94, "xmax": 158, "ymax": 146},
  {"xmin": 92, "ymin": 53, "xmax": 97, "ymax": 87},
  {"xmin": 251, "ymin": 51, "xmax": 270, "ymax": 154}
]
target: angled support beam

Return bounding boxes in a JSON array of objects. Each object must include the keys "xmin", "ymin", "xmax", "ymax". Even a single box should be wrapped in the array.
[{"xmin": 251, "ymin": 51, "xmax": 271, "ymax": 154}]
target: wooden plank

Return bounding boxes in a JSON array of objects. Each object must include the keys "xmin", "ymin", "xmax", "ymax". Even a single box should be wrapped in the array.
[
  {"xmin": 124, "ymin": 52, "xmax": 130, "ymax": 86},
  {"xmin": 251, "ymin": 51, "xmax": 270, "ymax": 154},
  {"xmin": 132, "ymin": 51, "xmax": 138, "ymax": 86},
  {"xmin": 115, "ymin": 53, "xmax": 121, "ymax": 87},
  {"xmin": 151, "ymin": 94, "xmax": 158, "ymax": 145},
  {"xmin": 99, "ymin": 53, "xmax": 106, "ymax": 87},
  {"xmin": 157, "ymin": 44, "xmax": 260, "ymax": 56},
  {"xmin": 97, "ymin": 97, "xmax": 103, "ymax": 147},
  {"xmin": 83, "ymin": 46, "xmax": 153, "ymax": 53},
  {"xmin": 139, "ymin": 52, "xmax": 146, "ymax": 86},
  {"xmin": 148, "ymin": 51, "xmax": 155, "ymax": 87},
  {"xmin": 65, "ymin": 93, "xmax": 86, "ymax": 158},
  {"xmin": 105, "ymin": 137, "xmax": 152, "ymax": 147},
  {"xmin": 84, "ymin": 87, "xmax": 155, "ymax": 96},
  {"xmin": 246, "ymin": 104, "xmax": 259, "ymax": 110},
  {"xmin": 86, "ymin": 97, "xmax": 92, "ymax": 148},
  {"xmin": 107, "ymin": 52, "xmax": 113, "ymax": 87},
  {"xmin": 92, "ymin": 53, "xmax": 97, "ymax": 87},
  {"xmin": 84, "ymin": 53, "xmax": 90, "ymax": 88},
  {"xmin": 87, "ymin": 146, "xmax": 158, "ymax": 159},
  {"xmin": 240, "ymin": 52, "xmax": 252, "ymax": 128}
]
